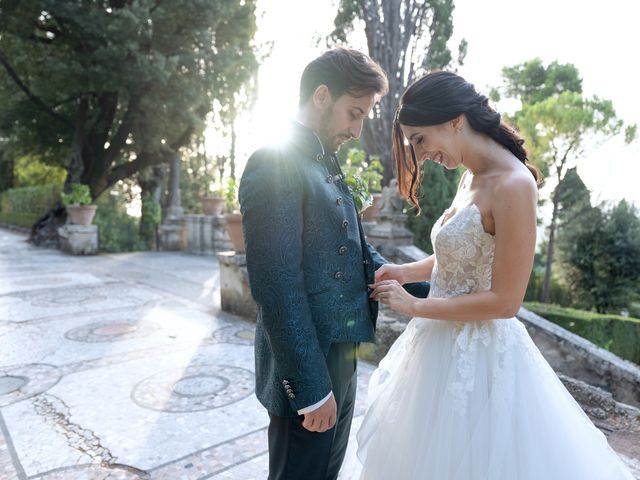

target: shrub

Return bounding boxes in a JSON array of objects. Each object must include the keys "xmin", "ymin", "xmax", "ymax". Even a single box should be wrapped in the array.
[
  {"xmin": 0, "ymin": 184, "xmax": 60, "ymax": 228},
  {"xmin": 94, "ymin": 191, "xmax": 146, "ymax": 253},
  {"xmin": 61, "ymin": 183, "xmax": 93, "ymax": 206},
  {"xmin": 140, "ymin": 195, "xmax": 161, "ymax": 248},
  {"xmin": 14, "ymin": 155, "xmax": 66, "ymax": 188}
]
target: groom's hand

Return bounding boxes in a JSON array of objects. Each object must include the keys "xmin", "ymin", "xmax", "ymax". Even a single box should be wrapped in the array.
[{"xmin": 302, "ymin": 392, "xmax": 337, "ymax": 433}]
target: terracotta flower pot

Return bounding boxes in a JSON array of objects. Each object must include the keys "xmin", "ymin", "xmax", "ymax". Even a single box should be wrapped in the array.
[
  {"xmin": 224, "ymin": 212, "xmax": 245, "ymax": 253},
  {"xmin": 66, "ymin": 205, "xmax": 97, "ymax": 226},
  {"xmin": 201, "ymin": 196, "xmax": 224, "ymax": 215},
  {"xmin": 361, "ymin": 193, "xmax": 382, "ymax": 221}
]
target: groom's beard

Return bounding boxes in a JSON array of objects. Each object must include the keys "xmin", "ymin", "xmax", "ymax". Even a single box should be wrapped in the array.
[{"xmin": 318, "ymin": 104, "xmax": 351, "ymax": 153}]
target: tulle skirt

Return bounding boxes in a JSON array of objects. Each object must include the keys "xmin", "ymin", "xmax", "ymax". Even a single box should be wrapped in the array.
[{"xmin": 347, "ymin": 317, "xmax": 634, "ymax": 480}]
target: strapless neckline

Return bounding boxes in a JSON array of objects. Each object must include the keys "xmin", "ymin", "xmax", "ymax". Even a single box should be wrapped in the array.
[{"xmin": 437, "ymin": 203, "xmax": 495, "ymax": 239}]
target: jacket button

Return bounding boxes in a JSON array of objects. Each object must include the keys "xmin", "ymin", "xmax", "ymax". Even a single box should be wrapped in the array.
[
  {"xmin": 326, "ymin": 175, "xmax": 333, "ymax": 183},
  {"xmin": 282, "ymin": 380, "xmax": 289, "ymax": 385},
  {"xmin": 316, "ymin": 153, "xmax": 323, "ymax": 162},
  {"xmin": 342, "ymin": 220, "xmax": 349, "ymax": 229},
  {"xmin": 288, "ymin": 393, "xmax": 296, "ymax": 399},
  {"xmin": 334, "ymin": 271, "xmax": 343, "ymax": 279},
  {"xmin": 336, "ymin": 197, "xmax": 343, "ymax": 206},
  {"xmin": 338, "ymin": 246, "xmax": 347, "ymax": 255},
  {"xmin": 363, "ymin": 259, "xmax": 370, "ymax": 265}
]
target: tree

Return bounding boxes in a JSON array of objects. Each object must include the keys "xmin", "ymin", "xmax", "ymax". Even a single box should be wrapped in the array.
[
  {"xmin": 329, "ymin": 0, "xmax": 467, "ymax": 186},
  {"xmin": 518, "ymin": 92, "xmax": 625, "ymax": 302},
  {"xmin": 0, "ymin": 0, "xmax": 258, "ymax": 242},
  {"xmin": 558, "ymin": 199, "xmax": 640, "ymax": 314},
  {"xmin": 495, "ymin": 59, "xmax": 635, "ymax": 303},
  {"xmin": 0, "ymin": 140, "xmax": 13, "ymax": 192},
  {"xmin": 500, "ymin": 58, "xmax": 582, "ymax": 106}
]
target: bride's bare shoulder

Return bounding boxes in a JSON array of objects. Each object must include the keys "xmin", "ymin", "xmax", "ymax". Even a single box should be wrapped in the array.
[
  {"xmin": 488, "ymin": 170, "xmax": 538, "ymax": 229},
  {"xmin": 492, "ymin": 169, "xmax": 538, "ymax": 202}
]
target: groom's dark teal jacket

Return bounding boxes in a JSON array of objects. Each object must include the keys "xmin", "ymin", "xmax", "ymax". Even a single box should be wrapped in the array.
[{"xmin": 239, "ymin": 121, "xmax": 429, "ymax": 417}]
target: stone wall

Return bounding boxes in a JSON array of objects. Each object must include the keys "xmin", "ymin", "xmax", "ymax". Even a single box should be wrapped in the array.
[
  {"xmin": 184, "ymin": 214, "xmax": 232, "ymax": 255},
  {"xmin": 519, "ymin": 308, "xmax": 640, "ymax": 408}
]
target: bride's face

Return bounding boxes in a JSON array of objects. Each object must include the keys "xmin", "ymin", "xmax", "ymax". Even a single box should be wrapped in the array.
[{"xmin": 400, "ymin": 122, "xmax": 462, "ymax": 170}]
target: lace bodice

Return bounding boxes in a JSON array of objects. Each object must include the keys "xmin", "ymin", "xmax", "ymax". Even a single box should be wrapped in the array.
[{"xmin": 429, "ymin": 203, "xmax": 495, "ymax": 299}]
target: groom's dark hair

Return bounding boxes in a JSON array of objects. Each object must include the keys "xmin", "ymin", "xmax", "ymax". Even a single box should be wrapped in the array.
[{"xmin": 299, "ymin": 47, "xmax": 388, "ymax": 106}]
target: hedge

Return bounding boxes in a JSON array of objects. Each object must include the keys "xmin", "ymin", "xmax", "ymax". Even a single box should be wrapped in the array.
[
  {"xmin": 0, "ymin": 185, "xmax": 60, "ymax": 228},
  {"xmin": 524, "ymin": 301, "xmax": 640, "ymax": 365}
]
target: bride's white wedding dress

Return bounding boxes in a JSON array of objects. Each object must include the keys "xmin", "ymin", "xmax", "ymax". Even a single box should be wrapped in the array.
[{"xmin": 349, "ymin": 203, "xmax": 634, "ymax": 479}]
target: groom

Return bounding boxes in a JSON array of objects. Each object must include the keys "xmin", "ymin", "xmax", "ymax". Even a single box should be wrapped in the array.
[{"xmin": 239, "ymin": 47, "xmax": 429, "ymax": 479}]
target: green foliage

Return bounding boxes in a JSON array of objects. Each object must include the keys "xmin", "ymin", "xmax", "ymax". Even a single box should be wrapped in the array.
[
  {"xmin": 0, "ymin": 184, "xmax": 60, "ymax": 227},
  {"xmin": 13, "ymin": 155, "xmax": 66, "ymax": 188},
  {"xmin": 0, "ymin": 1, "xmax": 259, "ymax": 197},
  {"xmin": 496, "ymin": 59, "xmax": 632, "ymax": 305},
  {"xmin": 517, "ymin": 91, "xmax": 623, "ymax": 183},
  {"xmin": 555, "ymin": 167, "xmax": 591, "ymax": 224},
  {"xmin": 557, "ymin": 199, "xmax": 640, "ymax": 314},
  {"xmin": 60, "ymin": 183, "xmax": 93, "ymax": 206},
  {"xmin": 405, "ymin": 161, "xmax": 461, "ymax": 253},
  {"xmin": 342, "ymin": 148, "xmax": 384, "ymax": 212},
  {"xmin": 625, "ymin": 124, "xmax": 638, "ymax": 144},
  {"xmin": 524, "ymin": 263, "xmax": 572, "ymax": 307},
  {"xmin": 0, "ymin": 142, "xmax": 13, "ymax": 192},
  {"xmin": 140, "ymin": 194, "xmax": 161, "ymax": 248},
  {"xmin": 328, "ymin": 0, "xmax": 465, "ymax": 185},
  {"xmin": 222, "ymin": 178, "xmax": 239, "ymax": 213},
  {"xmin": 93, "ymin": 190, "xmax": 145, "ymax": 253},
  {"xmin": 524, "ymin": 302, "xmax": 640, "ymax": 365},
  {"xmin": 500, "ymin": 58, "xmax": 583, "ymax": 105}
]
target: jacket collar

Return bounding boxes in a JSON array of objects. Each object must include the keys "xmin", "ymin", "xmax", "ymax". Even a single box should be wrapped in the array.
[{"xmin": 288, "ymin": 120, "xmax": 326, "ymax": 160}]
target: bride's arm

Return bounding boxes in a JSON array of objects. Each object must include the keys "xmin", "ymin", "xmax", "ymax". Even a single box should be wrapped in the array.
[
  {"xmin": 375, "ymin": 254, "xmax": 436, "ymax": 284},
  {"xmin": 372, "ymin": 175, "xmax": 537, "ymax": 320},
  {"xmin": 401, "ymin": 255, "xmax": 436, "ymax": 283}
]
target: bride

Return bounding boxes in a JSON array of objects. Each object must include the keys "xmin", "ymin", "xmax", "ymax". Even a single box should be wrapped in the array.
[{"xmin": 347, "ymin": 71, "xmax": 634, "ymax": 479}]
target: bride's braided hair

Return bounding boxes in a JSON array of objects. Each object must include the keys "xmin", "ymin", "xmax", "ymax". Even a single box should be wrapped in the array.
[{"xmin": 392, "ymin": 71, "xmax": 540, "ymax": 211}]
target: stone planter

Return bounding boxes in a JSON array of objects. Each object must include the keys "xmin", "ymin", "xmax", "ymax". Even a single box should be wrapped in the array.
[
  {"xmin": 66, "ymin": 205, "xmax": 97, "ymax": 226},
  {"xmin": 201, "ymin": 196, "xmax": 224, "ymax": 216},
  {"xmin": 224, "ymin": 212, "xmax": 245, "ymax": 253},
  {"xmin": 58, "ymin": 224, "xmax": 98, "ymax": 255},
  {"xmin": 361, "ymin": 193, "xmax": 382, "ymax": 221}
]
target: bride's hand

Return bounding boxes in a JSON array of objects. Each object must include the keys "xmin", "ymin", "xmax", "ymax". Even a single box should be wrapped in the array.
[
  {"xmin": 374, "ymin": 263, "xmax": 407, "ymax": 284},
  {"xmin": 369, "ymin": 279, "xmax": 418, "ymax": 316}
]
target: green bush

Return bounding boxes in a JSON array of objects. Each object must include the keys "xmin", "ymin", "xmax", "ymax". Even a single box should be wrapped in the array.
[
  {"xmin": 0, "ymin": 184, "xmax": 61, "ymax": 228},
  {"xmin": 140, "ymin": 195, "xmax": 161, "ymax": 248},
  {"xmin": 524, "ymin": 266, "xmax": 572, "ymax": 306},
  {"xmin": 94, "ymin": 191, "xmax": 146, "ymax": 253},
  {"xmin": 14, "ymin": 155, "xmax": 66, "ymax": 188},
  {"xmin": 524, "ymin": 301, "xmax": 640, "ymax": 365},
  {"xmin": 61, "ymin": 183, "xmax": 93, "ymax": 206}
]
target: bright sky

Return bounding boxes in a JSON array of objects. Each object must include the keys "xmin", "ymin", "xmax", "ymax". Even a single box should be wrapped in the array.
[{"xmin": 219, "ymin": 0, "xmax": 640, "ymax": 208}]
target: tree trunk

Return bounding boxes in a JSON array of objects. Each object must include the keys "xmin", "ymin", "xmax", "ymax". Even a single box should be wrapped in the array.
[
  {"xmin": 356, "ymin": 0, "xmax": 432, "ymax": 186},
  {"xmin": 138, "ymin": 164, "xmax": 165, "ymax": 249},
  {"xmin": 229, "ymin": 121, "xmax": 237, "ymax": 181},
  {"xmin": 31, "ymin": 97, "xmax": 88, "ymax": 246},
  {"xmin": 541, "ymin": 173, "xmax": 563, "ymax": 303}
]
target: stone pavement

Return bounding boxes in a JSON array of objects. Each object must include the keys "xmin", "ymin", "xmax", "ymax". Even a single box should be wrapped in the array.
[
  {"xmin": 0, "ymin": 229, "xmax": 371, "ymax": 479},
  {"xmin": 1, "ymin": 228, "xmax": 638, "ymax": 480}
]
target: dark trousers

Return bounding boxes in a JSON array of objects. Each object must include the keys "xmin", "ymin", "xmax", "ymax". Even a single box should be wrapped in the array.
[{"xmin": 267, "ymin": 342, "xmax": 358, "ymax": 480}]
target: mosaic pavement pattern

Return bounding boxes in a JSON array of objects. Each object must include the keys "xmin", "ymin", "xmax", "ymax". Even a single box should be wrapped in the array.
[{"xmin": 0, "ymin": 230, "xmax": 374, "ymax": 480}]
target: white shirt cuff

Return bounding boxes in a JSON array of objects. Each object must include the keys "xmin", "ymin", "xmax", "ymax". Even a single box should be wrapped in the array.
[{"xmin": 297, "ymin": 391, "xmax": 332, "ymax": 415}]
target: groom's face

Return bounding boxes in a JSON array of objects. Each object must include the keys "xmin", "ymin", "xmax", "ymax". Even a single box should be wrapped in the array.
[{"xmin": 316, "ymin": 90, "xmax": 377, "ymax": 153}]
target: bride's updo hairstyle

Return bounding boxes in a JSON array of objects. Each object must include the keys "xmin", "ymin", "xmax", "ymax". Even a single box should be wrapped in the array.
[{"xmin": 392, "ymin": 71, "xmax": 541, "ymax": 211}]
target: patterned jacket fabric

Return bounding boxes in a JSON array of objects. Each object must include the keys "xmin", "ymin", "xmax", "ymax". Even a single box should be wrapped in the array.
[{"xmin": 239, "ymin": 121, "xmax": 425, "ymax": 416}]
